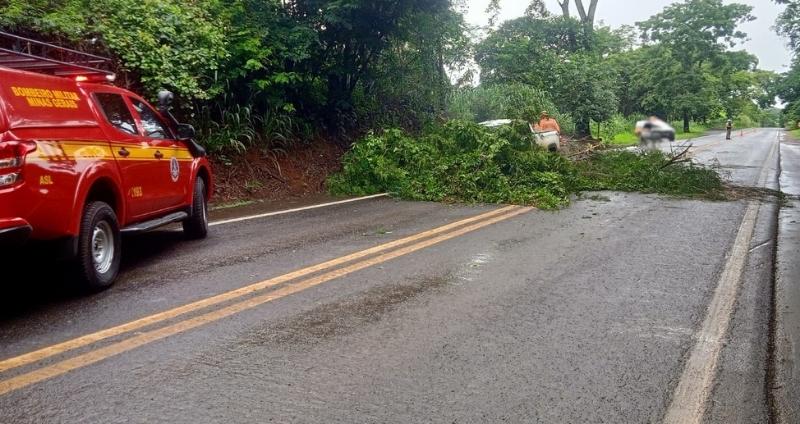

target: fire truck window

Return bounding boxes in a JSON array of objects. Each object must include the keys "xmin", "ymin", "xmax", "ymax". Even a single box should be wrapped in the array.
[
  {"xmin": 94, "ymin": 93, "xmax": 137, "ymax": 135},
  {"xmin": 131, "ymin": 100, "xmax": 171, "ymax": 139}
]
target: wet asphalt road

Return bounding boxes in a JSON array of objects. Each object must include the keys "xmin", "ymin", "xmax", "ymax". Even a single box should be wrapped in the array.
[
  {"xmin": 0, "ymin": 129, "xmax": 790, "ymax": 423},
  {"xmin": 774, "ymin": 131, "xmax": 800, "ymax": 423}
]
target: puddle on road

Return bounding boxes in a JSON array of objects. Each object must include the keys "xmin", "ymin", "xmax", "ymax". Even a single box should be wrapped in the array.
[
  {"xmin": 241, "ymin": 275, "xmax": 452, "ymax": 346},
  {"xmin": 609, "ymin": 321, "xmax": 694, "ymax": 342},
  {"xmin": 496, "ymin": 238, "xmax": 530, "ymax": 252},
  {"xmin": 455, "ymin": 252, "xmax": 495, "ymax": 284}
]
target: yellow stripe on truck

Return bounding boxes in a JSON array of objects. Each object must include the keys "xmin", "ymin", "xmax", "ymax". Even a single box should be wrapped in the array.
[{"xmin": 28, "ymin": 141, "xmax": 193, "ymax": 162}]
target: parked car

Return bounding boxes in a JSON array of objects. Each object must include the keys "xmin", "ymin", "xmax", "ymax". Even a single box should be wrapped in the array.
[{"xmin": 0, "ymin": 32, "xmax": 212, "ymax": 290}]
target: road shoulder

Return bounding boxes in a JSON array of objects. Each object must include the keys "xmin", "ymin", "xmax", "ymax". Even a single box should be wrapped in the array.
[{"xmin": 773, "ymin": 130, "xmax": 800, "ymax": 424}]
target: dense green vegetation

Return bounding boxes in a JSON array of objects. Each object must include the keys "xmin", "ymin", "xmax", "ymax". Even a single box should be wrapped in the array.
[
  {"xmin": 0, "ymin": 0, "xmax": 781, "ymax": 149},
  {"xmin": 777, "ymin": 1, "xmax": 800, "ymax": 129},
  {"xmin": 329, "ymin": 123, "xmax": 724, "ymax": 208},
  {"xmin": 329, "ymin": 121, "xmax": 578, "ymax": 208},
  {"xmin": 1, "ymin": 0, "xmax": 789, "ymax": 205},
  {"xmin": 1, "ymin": 0, "xmax": 467, "ymax": 151},
  {"xmin": 576, "ymin": 151, "xmax": 724, "ymax": 199}
]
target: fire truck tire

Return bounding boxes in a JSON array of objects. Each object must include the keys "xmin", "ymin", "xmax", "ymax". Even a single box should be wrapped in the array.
[
  {"xmin": 75, "ymin": 201, "xmax": 121, "ymax": 291},
  {"xmin": 183, "ymin": 177, "xmax": 208, "ymax": 239}
]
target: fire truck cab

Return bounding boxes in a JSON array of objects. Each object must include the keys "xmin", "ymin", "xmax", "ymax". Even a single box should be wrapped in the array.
[{"xmin": 0, "ymin": 32, "xmax": 212, "ymax": 290}]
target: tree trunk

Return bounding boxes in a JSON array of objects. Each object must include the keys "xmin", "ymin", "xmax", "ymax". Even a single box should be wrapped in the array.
[
  {"xmin": 586, "ymin": 0, "xmax": 598, "ymax": 25},
  {"xmin": 574, "ymin": 0, "xmax": 598, "ymax": 26},
  {"xmin": 574, "ymin": 0, "xmax": 598, "ymax": 49},
  {"xmin": 326, "ymin": 74, "xmax": 354, "ymax": 135},
  {"xmin": 436, "ymin": 45, "xmax": 447, "ymax": 113},
  {"xmin": 683, "ymin": 110, "xmax": 690, "ymax": 133},
  {"xmin": 575, "ymin": 0, "xmax": 587, "ymax": 21},
  {"xmin": 576, "ymin": 119, "xmax": 591, "ymax": 138},
  {"xmin": 558, "ymin": 0, "xmax": 570, "ymax": 17}
]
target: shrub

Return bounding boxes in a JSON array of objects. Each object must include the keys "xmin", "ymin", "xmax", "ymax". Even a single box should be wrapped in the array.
[{"xmin": 194, "ymin": 91, "xmax": 311, "ymax": 154}]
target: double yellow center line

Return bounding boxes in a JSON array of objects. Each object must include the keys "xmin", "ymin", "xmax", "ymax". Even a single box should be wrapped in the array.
[{"xmin": 0, "ymin": 205, "xmax": 532, "ymax": 396}]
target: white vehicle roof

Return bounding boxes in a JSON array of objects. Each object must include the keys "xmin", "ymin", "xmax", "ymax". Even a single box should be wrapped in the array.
[
  {"xmin": 636, "ymin": 119, "xmax": 674, "ymax": 131},
  {"xmin": 479, "ymin": 119, "xmax": 514, "ymax": 127}
]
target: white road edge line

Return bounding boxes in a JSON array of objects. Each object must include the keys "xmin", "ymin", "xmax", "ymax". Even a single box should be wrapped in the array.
[
  {"xmin": 662, "ymin": 132, "xmax": 778, "ymax": 424},
  {"xmin": 662, "ymin": 201, "xmax": 759, "ymax": 424},
  {"xmin": 209, "ymin": 193, "xmax": 389, "ymax": 227}
]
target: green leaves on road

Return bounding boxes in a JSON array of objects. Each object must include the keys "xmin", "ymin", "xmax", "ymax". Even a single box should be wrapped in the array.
[
  {"xmin": 328, "ymin": 123, "xmax": 724, "ymax": 209},
  {"xmin": 576, "ymin": 150, "xmax": 724, "ymax": 199}
]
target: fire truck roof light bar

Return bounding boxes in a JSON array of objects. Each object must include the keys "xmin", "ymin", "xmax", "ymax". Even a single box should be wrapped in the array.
[{"xmin": 0, "ymin": 31, "xmax": 115, "ymax": 79}]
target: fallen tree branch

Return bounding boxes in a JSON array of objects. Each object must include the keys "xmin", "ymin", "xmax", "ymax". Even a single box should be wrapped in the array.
[
  {"xmin": 568, "ymin": 143, "xmax": 601, "ymax": 159},
  {"xmin": 659, "ymin": 144, "xmax": 693, "ymax": 169}
]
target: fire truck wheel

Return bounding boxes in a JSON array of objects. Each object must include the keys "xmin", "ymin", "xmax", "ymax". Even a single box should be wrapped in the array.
[
  {"xmin": 183, "ymin": 177, "xmax": 208, "ymax": 239},
  {"xmin": 75, "ymin": 201, "xmax": 121, "ymax": 291}
]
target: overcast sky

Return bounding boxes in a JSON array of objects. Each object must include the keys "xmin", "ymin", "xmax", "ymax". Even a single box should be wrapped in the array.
[{"xmin": 464, "ymin": 0, "xmax": 793, "ymax": 72}]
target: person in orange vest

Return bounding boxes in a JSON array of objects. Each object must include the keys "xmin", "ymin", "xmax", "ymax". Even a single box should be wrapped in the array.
[{"xmin": 533, "ymin": 111, "xmax": 561, "ymax": 134}]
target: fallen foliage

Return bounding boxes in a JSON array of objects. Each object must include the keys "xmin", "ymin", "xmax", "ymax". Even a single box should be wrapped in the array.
[{"xmin": 329, "ymin": 122, "xmax": 726, "ymax": 208}]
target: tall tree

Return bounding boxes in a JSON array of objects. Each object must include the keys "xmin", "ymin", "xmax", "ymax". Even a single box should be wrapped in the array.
[
  {"xmin": 287, "ymin": 0, "xmax": 450, "ymax": 133},
  {"xmin": 363, "ymin": 5, "xmax": 471, "ymax": 129},
  {"xmin": 638, "ymin": 0, "xmax": 754, "ymax": 132},
  {"xmin": 476, "ymin": 16, "xmax": 619, "ymax": 136},
  {"xmin": 778, "ymin": 58, "xmax": 800, "ymax": 127},
  {"xmin": 557, "ymin": 0, "xmax": 570, "ymax": 18},
  {"xmin": 486, "ymin": 0, "xmax": 501, "ymax": 27},
  {"xmin": 715, "ymin": 51, "xmax": 759, "ymax": 119},
  {"xmin": 553, "ymin": 1, "xmax": 599, "ymax": 27},
  {"xmin": 574, "ymin": 0, "xmax": 599, "ymax": 27},
  {"xmin": 775, "ymin": 0, "xmax": 800, "ymax": 53},
  {"xmin": 525, "ymin": 0, "xmax": 551, "ymax": 18},
  {"xmin": 774, "ymin": 1, "xmax": 800, "ymax": 127}
]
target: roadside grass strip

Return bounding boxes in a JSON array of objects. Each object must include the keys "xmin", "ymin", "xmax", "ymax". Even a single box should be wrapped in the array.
[{"xmin": 0, "ymin": 205, "xmax": 531, "ymax": 395}]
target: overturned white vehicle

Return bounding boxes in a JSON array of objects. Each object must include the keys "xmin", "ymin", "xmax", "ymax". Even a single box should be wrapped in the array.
[{"xmin": 479, "ymin": 119, "xmax": 561, "ymax": 152}]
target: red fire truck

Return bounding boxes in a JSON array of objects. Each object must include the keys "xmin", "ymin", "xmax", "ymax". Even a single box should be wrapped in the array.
[{"xmin": 0, "ymin": 32, "xmax": 212, "ymax": 290}]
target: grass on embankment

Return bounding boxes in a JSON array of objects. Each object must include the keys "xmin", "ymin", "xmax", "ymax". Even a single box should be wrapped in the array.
[
  {"xmin": 329, "ymin": 121, "xmax": 725, "ymax": 209},
  {"xmin": 605, "ymin": 132, "xmax": 639, "ymax": 145},
  {"xmin": 675, "ymin": 125, "xmax": 710, "ymax": 141},
  {"xmin": 789, "ymin": 128, "xmax": 800, "ymax": 139}
]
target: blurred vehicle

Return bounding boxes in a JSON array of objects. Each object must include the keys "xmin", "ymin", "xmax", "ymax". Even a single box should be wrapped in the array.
[
  {"xmin": 635, "ymin": 117, "xmax": 676, "ymax": 145},
  {"xmin": 479, "ymin": 119, "xmax": 561, "ymax": 152}
]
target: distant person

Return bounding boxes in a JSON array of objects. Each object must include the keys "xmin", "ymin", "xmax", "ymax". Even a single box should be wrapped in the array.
[
  {"xmin": 533, "ymin": 111, "xmax": 561, "ymax": 134},
  {"xmin": 726, "ymin": 119, "xmax": 733, "ymax": 140}
]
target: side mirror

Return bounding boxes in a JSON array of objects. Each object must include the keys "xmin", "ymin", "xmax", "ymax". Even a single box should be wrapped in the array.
[
  {"xmin": 177, "ymin": 123, "xmax": 196, "ymax": 140},
  {"xmin": 158, "ymin": 90, "xmax": 175, "ymax": 113}
]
